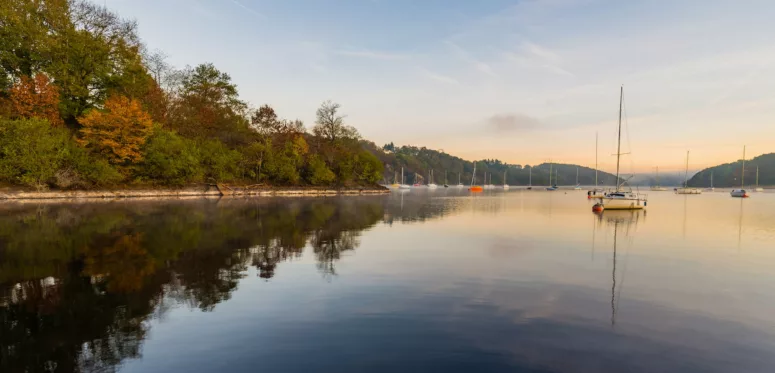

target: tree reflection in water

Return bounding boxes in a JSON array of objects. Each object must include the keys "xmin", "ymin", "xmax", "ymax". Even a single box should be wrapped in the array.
[{"xmin": 0, "ymin": 198, "xmax": 385, "ymax": 373}]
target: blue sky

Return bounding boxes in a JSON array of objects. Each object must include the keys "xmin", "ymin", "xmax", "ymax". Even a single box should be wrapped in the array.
[{"xmin": 106, "ymin": 0, "xmax": 775, "ymax": 173}]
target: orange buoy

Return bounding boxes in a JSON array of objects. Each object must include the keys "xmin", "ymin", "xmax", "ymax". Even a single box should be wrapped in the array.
[
  {"xmin": 592, "ymin": 203, "xmax": 604, "ymax": 212},
  {"xmin": 469, "ymin": 185, "xmax": 483, "ymax": 192}
]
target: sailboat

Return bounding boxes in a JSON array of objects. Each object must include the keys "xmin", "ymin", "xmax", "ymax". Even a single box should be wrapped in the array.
[
  {"xmin": 650, "ymin": 166, "xmax": 667, "ymax": 191},
  {"xmin": 502, "ymin": 170, "xmax": 510, "ymax": 189},
  {"xmin": 704, "ymin": 171, "xmax": 715, "ymax": 192},
  {"xmin": 527, "ymin": 166, "xmax": 533, "ymax": 190},
  {"xmin": 754, "ymin": 166, "xmax": 764, "ymax": 192},
  {"xmin": 399, "ymin": 167, "xmax": 411, "ymax": 189},
  {"xmin": 456, "ymin": 172, "xmax": 464, "ymax": 188},
  {"xmin": 390, "ymin": 170, "xmax": 400, "ymax": 188},
  {"xmin": 595, "ymin": 86, "xmax": 648, "ymax": 210},
  {"xmin": 675, "ymin": 151, "xmax": 702, "ymax": 194},
  {"xmin": 469, "ymin": 163, "xmax": 483, "ymax": 192},
  {"xmin": 588, "ymin": 133, "xmax": 605, "ymax": 198},
  {"xmin": 731, "ymin": 146, "xmax": 749, "ymax": 198},
  {"xmin": 546, "ymin": 163, "xmax": 558, "ymax": 191},
  {"xmin": 443, "ymin": 170, "xmax": 449, "ymax": 188},
  {"xmin": 574, "ymin": 167, "xmax": 582, "ymax": 190},
  {"xmin": 427, "ymin": 170, "xmax": 438, "ymax": 189}
]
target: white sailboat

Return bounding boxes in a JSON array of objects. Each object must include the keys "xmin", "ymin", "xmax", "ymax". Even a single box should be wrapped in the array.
[
  {"xmin": 675, "ymin": 151, "xmax": 702, "ymax": 194},
  {"xmin": 443, "ymin": 170, "xmax": 449, "ymax": 188},
  {"xmin": 502, "ymin": 170, "xmax": 510, "ymax": 189},
  {"xmin": 546, "ymin": 162, "xmax": 558, "ymax": 191},
  {"xmin": 399, "ymin": 167, "xmax": 411, "ymax": 189},
  {"xmin": 427, "ymin": 170, "xmax": 438, "ymax": 189},
  {"xmin": 650, "ymin": 166, "xmax": 667, "ymax": 191},
  {"xmin": 596, "ymin": 86, "xmax": 647, "ymax": 210},
  {"xmin": 456, "ymin": 172, "xmax": 464, "ymax": 188},
  {"xmin": 731, "ymin": 146, "xmax": 748, "ymax": 198},
  {"xmin": 527, "ymin": 166, "xmax": 533, "ymax": 190},
  {"xmin": 754, "ymin": 166, "xmax": 764, "ymax": 192},
  {"xmin": 704, "ymin": 171, "xmax": 715, "ymax": 192},
  {"xmin": 574, "ymin": 167, "xmax": 582, "ymax": 189}
]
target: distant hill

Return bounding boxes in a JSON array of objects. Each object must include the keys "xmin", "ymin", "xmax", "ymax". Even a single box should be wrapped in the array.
[
  {"xmin": 688, "ymin": 153, "xmax": 775, "ymax": 188},
  {"xmin": 628, "ymin": 172, "xmax": 691, "ymax": 187},
  {"xmin": 363, "ymin": 141, "xmax": 620, "ymax": 186}
]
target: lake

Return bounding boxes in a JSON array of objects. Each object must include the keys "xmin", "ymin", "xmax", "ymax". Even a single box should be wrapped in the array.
[{"xmin": 2, "ymin": 189, "xmax": 775, "ymax": 373}]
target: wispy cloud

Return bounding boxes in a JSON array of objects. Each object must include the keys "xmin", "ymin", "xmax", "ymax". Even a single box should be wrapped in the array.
[
  {"xmin": 486, "ymin": 113, "xmax": 542, "ymax": 133},
  {"xmin": 337, "ymin": 49, "xmax": 410, "ymax": 60},
  {"xmin": 444, "ymin": 41, "xmax": 498, "ymax": 77},
  {"xmin": 229, "ymin": 0, "xmax": 265, "ymax": 18},
  {"xmin": 506, "ymin": 40, "xmax": 574, "ymax": 77},
  {"xmin": 421, "ymin": 69, "xmax": 460, "ymax": 85}
]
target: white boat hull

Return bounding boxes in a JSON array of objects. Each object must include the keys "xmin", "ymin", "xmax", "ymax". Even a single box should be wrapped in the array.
[
  {"xmin": 754, "ymin": 187, "xmax": 764, "ymax": 192},
  {"xmin": 649, "ymin": 187, "xmax": 667, "ymax": 191},
  {"xmin": 600, "ymin": 197, "xmax": 646, "ymax": 210},
  {"xmin": 675, "ymin": 188, "xmax": 702, "ymax": 194}
]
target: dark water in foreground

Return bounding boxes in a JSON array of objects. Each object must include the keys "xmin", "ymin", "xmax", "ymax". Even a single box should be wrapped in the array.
[{"xmin": 2, "ymin": 189, "xmax": 775, "ymax": 372}]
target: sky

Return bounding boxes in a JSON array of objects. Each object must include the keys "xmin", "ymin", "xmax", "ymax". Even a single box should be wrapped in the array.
[{"xmin": 105, "ymin": 0, "xmax": 775, "ymax": 174}]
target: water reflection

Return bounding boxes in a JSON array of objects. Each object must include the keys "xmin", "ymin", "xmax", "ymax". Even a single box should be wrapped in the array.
[{"xmin": 0, "ymin": 198, "xmax": 388, "ymax": 372}]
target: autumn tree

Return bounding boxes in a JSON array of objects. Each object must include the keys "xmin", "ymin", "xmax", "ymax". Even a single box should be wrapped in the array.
[
  {"xmin": 78, "ymin": 95, "xmax": 153, "ymax": 165},
  {"xmin": 168, "ymin": 63, "xmax": 250, "ymax": 144},
  {"xmin": 312, "ymin": 100, "xmax": 359, "ymax": 143},
  {"xmin": 251, "ymin": 104, "xmax": 304, "ymax": 138},
  {"xmin": 8, "ymin": 74, "xmax": 63, "ymax": 126}
]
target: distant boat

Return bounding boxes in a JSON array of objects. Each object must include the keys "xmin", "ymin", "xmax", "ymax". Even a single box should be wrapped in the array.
[
  {"xmin": 399, "ymin": 167, "xmax": 411, "ymax": 189},
  {"xmin": 704, "ymin": 171, "xmax": 715, "ymax": 192},
  {"xmin": 427, "ymin": 170, "xmax": 438, "ymax": 189},
  {"xmin": 502, "ymin": 170, "xmax": 509, "ymax": 189},
  {"xmin": 412, "ymin": 172, "xmax": 422, "ymax": 187},
  {"xmin": 731, "ymin": 146, "xmax": 749, "ymax": 198},
  {"xmin": 573, "ymin": 167, "xmax": 582, "ymax": 190},
  {"xmin": 675, "ymin": 151, "xmax": 702, "ymax": 194},
  {"xmin": 390, "ymin": 170, "xmax": 400, "ymax": 188},
  {"xmin": 650, "ymin": 166, "xmax": 667, "ymax": 191},
  {"xmin": 443, "ymin": 170, "xmax": 449, "ymax": 188},
  {"xmin": 754, "ymin": 166, "xmax": 764, "ymax": 192},
  {"xmin": 596, "ymin": 86, "xmax": 647, "ymax": 210},
  {"xmin": 527, "ymin": 166, "xmax": 533, "ymax": 190},
  {"xmin": 546, "ymin": 162, "xmax": 557, "ymax": 191},
  {"xmin": 469, "ymin": 163, "xmax": 483, "ymax": 192},
  {"xmin": 588, "ymin": 133, "xmax": 605, "ymax": 198},
  {"xmin": 456, "ymin": 172, "xmax": 464, "ymax": 188}
]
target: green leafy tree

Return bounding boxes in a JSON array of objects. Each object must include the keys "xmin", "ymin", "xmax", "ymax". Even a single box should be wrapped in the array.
[
  {"xmin": 312, "ymin": 100, "xmax": 358, "ymax": 143},
  {"xmin": 139, "ymin": 128, "xmax": 201, "ymax": 185},
  {"xmin": 305, "ymin": 154, "xmax": 335, "ymax": 185}
]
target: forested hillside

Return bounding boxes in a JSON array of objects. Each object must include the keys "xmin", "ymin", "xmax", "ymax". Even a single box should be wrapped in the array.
[
  {"xmin": 366, "ymin": 142, "xmax": 620, "ymax": 186},
  {"xmin": 688, "ymin": 153, "xmax": 775, "ymax": 188}
]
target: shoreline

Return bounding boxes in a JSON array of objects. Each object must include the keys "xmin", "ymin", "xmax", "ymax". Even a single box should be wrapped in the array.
[{"xmin": 0, "ymin": 184, "xmax": 390, "ymax": 201}]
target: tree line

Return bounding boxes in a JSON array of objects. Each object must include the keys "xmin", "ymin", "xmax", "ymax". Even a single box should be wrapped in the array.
[
  {"xmin": 688, "ymin": 153, "xmax": 774, "ymax": 188},
  {"xmin": 371, "ymin": 143, "xmax": 619, "ymax": 186},
  {"xmin": 0, "ymin": 0, "xmax": 382, "ymax": 190}
]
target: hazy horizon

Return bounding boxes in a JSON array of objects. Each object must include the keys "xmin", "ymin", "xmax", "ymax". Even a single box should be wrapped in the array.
[{"xmin": 106, "ymin": 0, "xmax": 775, "ymax": 174}]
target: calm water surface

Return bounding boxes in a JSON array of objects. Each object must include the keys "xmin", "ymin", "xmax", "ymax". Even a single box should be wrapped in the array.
[{"xmin": 2, "ymin": 189, "xmax": 775, "ymax": 372}]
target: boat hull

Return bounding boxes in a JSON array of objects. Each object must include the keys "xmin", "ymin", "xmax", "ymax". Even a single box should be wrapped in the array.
[
  {"xmin": 649, "ymin": 187, "xmax": 667, "ymax": 191},
  {"xmin": 600, "ymin": 197, "xmax": 645, "ymax": 210},
  {"xmin": 730, "ymin": 189, "xmax": 748, "ymax": 198},
  {"xmin": 675, "ymin": 188, "xmax": 702, "ymax": 194}
]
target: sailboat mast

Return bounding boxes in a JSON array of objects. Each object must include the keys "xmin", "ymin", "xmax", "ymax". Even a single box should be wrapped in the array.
[
  {"xmin": 471, "ymin": 163, "xmax": 476, "ymax": 185},
  {"xmin": 656, "ymin": 166, "xmax": 660, "ymax": 186},
  {"xmin": 615, "ymin": 86, "xmax": 623, "ymax": 191},
  {"xmin": 529, "ymin": 167, "xmax": 532, "ymax": 186},
  {"xmin": 549, "ymin": 163, "xmax": 552, "ymax": 186},
  {"xmin": 595, "ymin": 132, "xmax": 599, "ymax": 186},
  {"xmin": 742, "ymin": 146, "xmax": 746, "ymax": 188},
  {"xmin": 684, "ymin": 151, "xmax": 690, "ymax": 188},
  {"xmin": 576, "ymin": 167, "xmax": 579, "ymax": 185},
  {"xmin": 401, "ymin": 167, "xmax": 404, "ymax": 184},
  {"xmin": 756, "ymin": 166, "xmax": 759, "ymax": 187}
]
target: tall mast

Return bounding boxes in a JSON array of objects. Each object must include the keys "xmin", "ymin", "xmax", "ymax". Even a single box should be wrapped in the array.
[
  {"xmin": 529, "ymin": 167, "xmax": 532, "ymax": 186},
  {"xmin": 576, "ymin": 167, "xmax": 579, "ymax": 185},
  {"xmin": 684, "ymin": 151, "xmax": 690, "ymax": 188},
  {"xmin": 471, "ymin": 163, "xmax": 476, "ymax": 185},
  {"xmin": 401, "ymin": 167, "xmax": 404, "ymax": 184},
  {"xmin": 656, "ymin": 166, "xmax": 660, "ymax": 186},
  {"xmin": 742, "ymin": 146, "xmax": 746, "ymax": 188},
  {"xmin": 595, "ymin": 132, "xmax": 599, "ymax": 186},
  {"xmin": 615, "ymin": 86, "xmax": 623, "ymax": 191},
  {"xmin": 756, "ymin": 166, "xmax": 759, "ymax": 187}
]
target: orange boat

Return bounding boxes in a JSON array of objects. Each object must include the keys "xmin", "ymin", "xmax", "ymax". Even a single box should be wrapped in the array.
[{"xmin": 468, "ymin": 163, "xmax": 483, "ymax": 192}]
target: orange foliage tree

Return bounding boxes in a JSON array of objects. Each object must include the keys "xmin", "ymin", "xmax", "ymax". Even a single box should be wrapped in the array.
[
  {"xmin": 78, "ymin": 95, "xmax": 153, "ymax": 165},
  {"xmin": 8, "ymin": 74, "xmax": 64, "ymax": 127}
]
